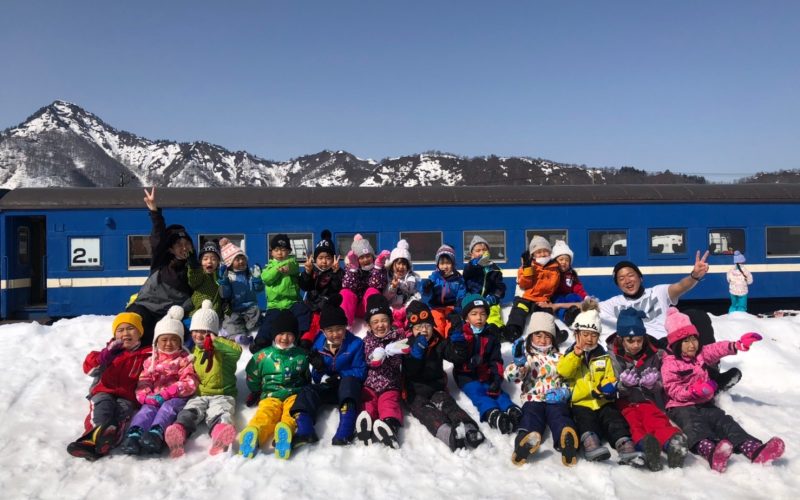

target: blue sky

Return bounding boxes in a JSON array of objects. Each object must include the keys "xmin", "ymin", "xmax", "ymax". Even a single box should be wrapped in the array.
[{"xmin": 1, "ymin": 1, "xmax": 798, "ymax": 181}]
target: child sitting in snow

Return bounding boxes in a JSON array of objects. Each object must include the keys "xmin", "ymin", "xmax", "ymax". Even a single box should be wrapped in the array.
[
  {"xmin": 548, "ymin": 240, "xmax": 587, "ymax": 326},
  {"xmin": 217, "ymin": 237, "xmax": 264, "ymax": 343},
  {"xmin": 383, "ymin": 239, "xmax": 421, "ymax": 329},
  {"xmin": 727, "ymin": 251, "xmax": 753, "ymax": 313},
  {"xmin": 354, "ymin": 295, "xmax": 410, "ymax": 448},
  {"xmin": 67, "ymin": 312, "xmax": 152, "ymax": 461},
  {"xmin": 421, "ymin": 244, "xmax": 467, "ymax": 338},
  {"xmin": 607, "ymin": 307, "xmax": 688, "ymax": 471},
  {"xmin": 340, "ymin": 234, "xmax": 390, "ymax": 327},
  {"xmin": 661, "ymin": 307, "xmax": 784, "ymax": 472},
  {"xmin": 186, "ymin": 240, "xmax": 226, "ymax": 320},
  {"xmin": 238, "ymin": 310, "xmax": 310, "ymax": 459},
  {"xmin": 298, "ymin": 229, "xmax": 343, "ymax": 347},
  {"xmin": 505, "ymin": 312, "xmax": 579, "ymax": 466},
  {"xmin": 463, "ymin": 235, "xmax": 506, "ymax": 329},
  {"xmin": 556, "ymin": 298, "xmax": 644, "ymax": 466},
  {"xmin": 120, "ymin": 306, "xmax": 198, "ymax": 456},
  {"xmin": 164, "ymin": 300, "xmax": 242, "ymax": 458},
  {"xmin": 450, "ymin": 294, "xmax": 521, "ymax": 434}
]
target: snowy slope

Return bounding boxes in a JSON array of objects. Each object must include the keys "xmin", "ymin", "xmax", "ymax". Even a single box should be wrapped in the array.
[{"xmin": 0, "ymin": 312, "xmax": 798, "ymax": 500}]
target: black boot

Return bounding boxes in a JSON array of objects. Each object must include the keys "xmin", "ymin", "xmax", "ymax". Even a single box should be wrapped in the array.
[
  {"xmin": 119, "ymin": 427, "xmax": 143, "ymax": 455},
  {"xmin": 464, "ymin": 424, "xmax": 485, "ymax": 448},
  {"xmin": 373, "ymin": 418, "xmax": 400, "ymax": 449},
  {"xmin": 486, "ymin": 409, "xmax": 513, "ymax": 434},
  {"xmin": 511, "ymin": 430, "xmax": 542, "ymax": 465},
  {"xmin": 140, "ymin": 425, "xmax": 165, "ymax": 454},
  {"xmin": 709, "ymin": 367, "xmax": 742, "ymax": 393}
]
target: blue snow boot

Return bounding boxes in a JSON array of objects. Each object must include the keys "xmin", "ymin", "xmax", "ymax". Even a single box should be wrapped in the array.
[
  {"xmin": 292, "ymin": 412, "xmax": 319, "ymax": 447},
  {"xmin": 331, "ymin": 401, "xmax": 357, "ymax": 446},
  {"xmin": 273, "ymin": 422, "xmax": 293, "ymax": 460}
]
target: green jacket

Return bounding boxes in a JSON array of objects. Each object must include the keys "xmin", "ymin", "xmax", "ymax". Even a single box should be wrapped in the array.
[
  {"xmin": 187, "ymin": 267, "xmax": 226, "ymax": 318},
  {"xmin": 260, "ymin": 257, "xmax": 301, "ymax": 310},
  {"xmin": 246, "ymin": 345, "xmax": 309, "ymax": 401},
  {"xmin": 192, "ymin": 336, "xmax": 242, "ymax": 397}
]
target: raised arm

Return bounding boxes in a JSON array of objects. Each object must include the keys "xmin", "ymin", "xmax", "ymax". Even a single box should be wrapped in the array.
[{"xmin": 668, "ymin": 250, "xmax": 709, "ymax": 303}]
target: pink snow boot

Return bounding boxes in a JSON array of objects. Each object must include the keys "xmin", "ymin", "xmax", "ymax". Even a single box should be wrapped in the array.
[
  {"xmin": 752, "ymin": 437, "xmax": 785, "ymax": 465},
  {"xmin": 710, "ymin": 439, "xmax": 734, "ymax": 472},
  {"xmin": 164, "ymin": 424, "xmax": 187, "ymax": 459},
  {"xmin": 210, "ymin": 423, "xmax": 237, "ymax": 455}
]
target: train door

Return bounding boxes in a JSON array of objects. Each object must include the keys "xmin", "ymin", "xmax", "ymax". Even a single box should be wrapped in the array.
[{"xmin": 1, "ymin": 216, "xmax": 46, "ymax": 318}]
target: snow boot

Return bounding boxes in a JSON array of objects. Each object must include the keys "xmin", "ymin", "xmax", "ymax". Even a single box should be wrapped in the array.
[
  {"xmin": 486, "ymin": 408, "xmax": 513, "ymax": 434},
  {"xmin": 437, "ymin": 423, "xmax": 466, "ymax": 451},
  {"xmin": 712, "ymin": 367, "xmax": 742, "ymax": 393},
  {"xmin": 464, "ymin": 423, "xmax": 485, "ymax": 448},
  {"xmin": 666, "ymin": 433, "xmax": 688, "ymax": 468},
  {"xmin": 511, "ymin": 430, "xmax": 542, "ymax": 466},
  {"xmin": 67, "ymin": 425, "xmax": 116, "ymax": 461},
  {"xmin": 273, "ymin": 422, "xmax": 293, "ymax": 460},
  {"xmin": 505, "ymin": 406, "xmax": 523, "ymax": 433},
  {"xmin": 292, "ymin": 412, "xmax": 319, "ymax": 447},
  {"xmin": 581, "ymin": 432, "xmax": 611, "ymax": 462},
  {"xmin": 640, "ymin": 434, "xmax": 663, "ymax": 471},
  {"xmin": 746, "ymin": 437, "xmax": 785, "ymax": 465},
  {"xmin": 555, "ymin": 329, "xmax": 570, "ymax": 346},
  {"xmin": 209, "ymin": 423, "xmax": 236, "ymax": 456},
  {"xmin": 355, "ymin": 410, "xmax": 373, "ymax": 446},
  {"xmin": 140, "ymin": 425, "xmax": 165, "ymax": 455},
  {"xmin": 164, "ymin": 424, "xmax": 187, "ymax": 458},
  {"xmin": 697, "ymin": 438, "xmax": 733, "ymax": 472},
  {"xmin": 559, "ymin": 426, "xmax": 580, "ymax": 467},
  {"xmin": 373, "ymin": 418, "xmax": 400, "ymax": 449},
  {"xmin": 616, "ymin": 437, "xmax": 646, "ymax": 468},
  {"xmin": 562, "ymin": 306, "xmax": 580, "ymax": 331},
  {"xmin": 237, "ymin": 425, "xmax": 259, "ymax": 458},
  {"xmin": 331, "ymin": 401, "xmax": 357, "ymax": 446},
  {"xmin": 119, "ymin": 426, "xmax": 143, "ymax": 455}
]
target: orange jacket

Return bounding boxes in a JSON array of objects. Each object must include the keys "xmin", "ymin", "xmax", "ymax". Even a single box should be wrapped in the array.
[{"xmin": 517, "ymin": 260, "xmax": 560, "ymax": 302}]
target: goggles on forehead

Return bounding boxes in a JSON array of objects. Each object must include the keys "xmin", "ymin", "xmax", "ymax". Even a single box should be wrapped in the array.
[{"xmin": 408, "ymin": 310, "xmax": 430, "ymax": 324}]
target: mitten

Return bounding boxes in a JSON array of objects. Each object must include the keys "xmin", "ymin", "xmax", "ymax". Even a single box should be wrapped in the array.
[
  {"xmin": 449, "ymin": 325, "xmax": 466, "ymax": 344},
  {"xmin": 521, "ymin": 250, "xmax": 530, "ymax": 265},
  {"xmin": 484, "ymin": 294, "xmax": 497, "ymax": 306},
  {"xmin": 245, "ymin": 391, "xmax": 261, "ymax": 407},
  {"xmin": 320, "ymin": 373, "xmax": 341, "ymax": 387},
  {"xmin": 639, "ymin": 368, "xmax": 660, "ymax": 389},
  {"xmin": 160, "ymin": 385, "xmax": 179, "ymax": 400},
  {"xmin": 593, "ymin": 382, "xmax": 617, "ymax": 399},
  {"xmin": 544, "ymin": 387, "xmax": 571, "ymax": 404},
  {"xmin": 512, "ymin": 338, "xmax": 527, "ymax": 367},
  {"xmin": 249, "ymin": 275, "xmax": 262, "ymax": 289},
  {"xmin": 410, "ymin": 334, "xmax": 429, "ymax": 359},
  {"xmin": 143, "ymin": 394, "xmax": 164, "ymax": 406},
  {"xmin": 690, "ymin": 380, "xmax": 718, "ymax": 399},
  {"xmin": 308, "ymin": 351, "xmax": 326, "ymax": 372},
  {"xmin": 346, "ymin": 251, "xmax": 359, "ymax": 270},
  {"xmin": 477, "ymin": 251, "xmax": 492, "ymax": 267},
  {"xmin": 369, "ymin": 347, "xmax": 387, "ymax": 367},
  {"xmin": 186, "ymin": 250, "xmax": 200, "ymax": 269},
  {"xmin": 487, "ymin": 379, "xmax": 502, "ymax": 398},
  {"xmin": 251, "ymin": 264, "xmax": 262, "ymax": 277},
  {"xmin": 98, "ymin": 339, "xmax": 125, "ymax": 366},
  {"xmin": 216, "ymin": 264, "xmax": 228, "ymax": 285},
  {"xmin": 200, "ymin": 335, "xmax": 215, "ymax": 372},
  {"xmin": 619, "ymin": 369, "xmax": 640, "ymax": 388},
  {"xmin": 735, "ymin": 332, "xmax": 762, "ymax": 352},
  {"xmin": 375, "ymin": 250, "xmax": 391, "ymax": 269},
  {"xmin": 385, "ymin": 338, "xmax": 410, "ymax": 356}
]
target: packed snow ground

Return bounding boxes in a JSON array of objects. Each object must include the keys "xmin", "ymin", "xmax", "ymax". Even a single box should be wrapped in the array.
[{"xmin": 1, "ymin": 311, "xmax": 798, "ymax": 500}]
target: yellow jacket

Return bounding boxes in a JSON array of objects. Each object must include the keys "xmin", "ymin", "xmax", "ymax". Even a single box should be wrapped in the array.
[{"xmin": 557, "ymin": 345, "xmax": 617, "ymax": 410}]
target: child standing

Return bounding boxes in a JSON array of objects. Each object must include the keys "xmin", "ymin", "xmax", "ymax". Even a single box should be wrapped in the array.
[
  {"xmin": 164, "ymin": 300, "xmax": 242, "ymax": 458},
  {"xmin": 217, "ymin": 237, "xmax": 264, "ymax": 343},
  {"xmin": 67, "ymin": 312, "xmax": 152, "ymax": 461},
  {"xmin": 463, "ymin": 235, "xmax": 506, "ymax": 329},
  {"xmin": 186, "ymin": 240, "xmax": 225, "ymax": 320},
  {"xmin": 548, "ymin": 240, "xmax": 587, "ymax": 326},
  {"xmin": 421, "ymin": 244, "xmax": 467, "ymax": 338},
  {"xmin": 120, "ymin": 306, "xmax": 198, "ymax": 455},
  {"xmin": 727, "ymin": 251, "xmax": 753, "ymax": 313},
  {"xmin": 505, "ymin": 312, "xmax": 579, "ymax": 466},
  {"xmin": 340, "ymin": 234, "xmax": 390, "ymax": 326},
  {"xmin": 384, "ymin": 239, "xmax": 421, "ymax": 329},
  {"xmin": 238, "ymin": 310, "xmax": 310, "ymax": 459},
  {"xmin": 661, "ymin": 307, "xmax": 784, "ymax": 472},
  {"xmin": 298, "ymin": 229, "xmax": 343, "ymax": 348}
]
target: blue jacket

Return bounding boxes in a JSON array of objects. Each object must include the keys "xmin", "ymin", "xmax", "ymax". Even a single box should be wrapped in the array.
[
  {"xmin": 310, "ymin": 330, "xmax": 367, "ymax": 383},
  {"xmin": 463, "ymin": 259, "xmax": 506, "ymax": 302},
  {"xmin": 422, "ymin": 270, "xmax": 466, "ymax": 310},
  {"xmin": 219, "ymin": 268, "xmax": 264, "ymax": 312}
]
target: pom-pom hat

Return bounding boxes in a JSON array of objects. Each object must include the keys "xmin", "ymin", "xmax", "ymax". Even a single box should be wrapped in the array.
[
  {"xmin": 219, "ymin": 237, "xmax": 245, "ymax": 267},
  {"xmin": 571, "ymin": 298, "xmax": 601, "ymax": 334},
  {"xmin": 189, "ymin": 299, "xmax": 219, "ymax": 334},
  {"xmin": 314, "ymin": 229, "xmax": 335, "ymax": 259},
  {"xmin": 351, "ymin": 234, "xmax": 375, "ymax": 257},
  {"xmin": 551, "ymin": 240, "xmax": 574, "ymax": 262},
  {"xmin": 365, "ymin": 294, "xmax": 392, "ymax": 323},
  {"xmin": 389, "ymin": 239, "xmax": 412, "ymax": 268},
  {"xmin": 319, "ymin": 295, "xmax": 348, "ymax": 329}
]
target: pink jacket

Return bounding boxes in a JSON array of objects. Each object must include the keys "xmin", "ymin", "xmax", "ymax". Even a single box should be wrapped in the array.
[
  {"xmin": 135, "ymin": 350, "xmax": 198, "ymax": 403},
  {"xmin": 661, "ymin": 340, "xmax": 736, "ymax": 409}
]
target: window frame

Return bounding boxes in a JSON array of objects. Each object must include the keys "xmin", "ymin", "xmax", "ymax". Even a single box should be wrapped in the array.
[
  {"xmin": 398, "ymin": 231, "xmax": 443, "ymax": 265},
  {"xmin": 707, "ymin": 228, "xmax": 746, "ymax": 256},
  {"xmin": 588, "ymin": 229, "xmax": 628, "ymax": 257},
  {"xmin": 336, "ymin": 232, "xmax": 379, "ymax": 258},
  {"xmin": 127, "ymin": 234, "xmax": 152, "ymax": 270},
  {"xmin": 267, "ymin": 232, "xmax": 314, "ymax": 263},
  {"xmin": 462, "ymin": 230, "xmax": 507, "ymax": 263},
  {"xmin": 766, "ymin": 226, "xmax": 800, "ymax": 258},
  {"xmin": 647, "ymin": 228, "xmax": 688, "ymax": 256}
]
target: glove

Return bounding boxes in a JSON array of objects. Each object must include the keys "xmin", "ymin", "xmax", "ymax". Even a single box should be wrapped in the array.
[
  {"xmin": 249, "ymin": 275, "xmax": 262, "ymax": 289},
  {"xmin": 521, "ymin": 250, "xmax": 530, "ymax": 265},
  {"xmin": 245, "ymin": 391, "xmax": 261, "ymax": 407},
  {"xmin": 477, "ymin": 251, "xmax": 492, "ymax": 267},
  {"xmin": 690, "ymin": 380, "xmax": 717, "ymax": 399},
  {"xmin": 346, "ymin": 251, "xmax": 359, "ymax": 270},
  {"xmin": 216, "ymin": 264, "xmax": 228, "ymax": 285},
  {"xmin": 369, "ymin": 347, "xmax": 387, "ymax": 367},
  {"xmin": 484, "ymin": 294, "xmax": 497, "ymax": 306},
  {"xmin": 308, "ymin": 351, "xmax": 326, "ymax": 372},
  {"xmin": 512, "ymin": 337, "xmax": 527, "ymax": 367},
  {"xmin": 639, "ymin": 367, "xmax": 660, "ymax": 389},
  {"xmin": 593, "ymin": 382, "xmax": 617, "ymax": 399},
  {"xmin": 375, "ymin": 250, "xmax": 391, "ymax": 269},
  {"xmin": 487, "ymin": 379, "xmax": 502, "ymax": 398},
  {"xmin": 143, "ymin": 394, "xmax": 164, "ymax": 406},
  {"xmin": 320, "ymin": 373, "xmax": 341, "ymax": 387},
  {"xmin": 186, "ymin": 250, "xmax": 200, "ymax": 269},
  {"xmin": 449, "ymin": 325, "xmax": 466, "ymax": 344},
  {"xmin": 410, "ymin": 334, "xmax": 429, "ymax": 359},
  {"xmin": 735, "ymin": 332, "xmax": 762, "ymax": 352},
  {"xmin": 544, "ymin": 387, "xmax": 571, "ymax": 404},
  {"xmin": 385, "ymin": 338, "xmax": 410, "ymax": 356},
  {"xmin": 200, "ymin": 335, "xmax": 215, "ymax": 372},
  {"xmin": 619, "ymin": 369, "xmax": 640, "ymax": 388},
  {"xmin": 98, "ymin": 339, "xmax": 125, "ymax": 366},
  {"xmin": 251, "ymin": 264, "xmax": 262, "ymax": 277}
]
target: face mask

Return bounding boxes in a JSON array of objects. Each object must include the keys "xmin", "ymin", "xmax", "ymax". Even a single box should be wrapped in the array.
[
  {"xmin": 361, "ymin": 263, "xmax": 375, "ymax": 271},
  {"xmin": 530, "ymin": 342, "xmax": 552, "ymax": 353},
  {"xmin": 470, "ymin": 324, "xmax": 484, "ymax": 334},
  {"xmin": 535, "ymin": 257, "xmax": 550, "ymax": 266}
]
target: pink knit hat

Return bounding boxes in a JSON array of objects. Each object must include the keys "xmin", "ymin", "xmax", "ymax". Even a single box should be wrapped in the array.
[
  {"xmin": 219, "ymin": 237, "xmax": 245, "ymax": 267},
  {"xmin": 665, "ymin": 307, "xmax": 699, "ymax": 347}
]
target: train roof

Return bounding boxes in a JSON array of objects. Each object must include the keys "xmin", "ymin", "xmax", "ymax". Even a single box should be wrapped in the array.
[{"xmin": 1, "ymin": 184, "xmax": 800, "ymax": 209}]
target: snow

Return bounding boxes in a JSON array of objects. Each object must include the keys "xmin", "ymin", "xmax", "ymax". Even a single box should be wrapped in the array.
[{"xmin": 0, "ymin": 312, "xmax": 798, "ymax": 499}]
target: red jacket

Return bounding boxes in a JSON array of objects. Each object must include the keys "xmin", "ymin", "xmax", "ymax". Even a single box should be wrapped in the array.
[{"xmin": 83, "ymin": 342, "xmax": 152, "ymax": 402}]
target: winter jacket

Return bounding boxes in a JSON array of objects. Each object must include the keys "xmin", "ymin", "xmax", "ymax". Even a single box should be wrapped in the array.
[
  {"xmin": 607, "ymin": 334, "xmax": 667, "ymax": 409},
  {"xmin": 505, "ymin": 346, "xmax": 567, "ymax": 403},
  {"xmin": 187, "ymin": 260, "xmax": 225, "ymax": 318},
  {"xmin": 402, "ymin": 331, "xmax": 468, "ymax": 401},
  {"xmin": 299, "ymin": 266, "xmax": 343, "ymax": 312},
  {"xmin": 342, "ymin": 265, "xmax": 388, "ymax": 299},
  {"xmin": 310, "ymin": 330, "xmax": 367, "ymax": 383},
  {"xmin": 219, "ymin": 268, "xmax": 264, "ymax": 312},
  {"xmin": 557, "ymin": 344, "xmax": 617, "ymax": 410},
  {"xmin": 83, "ymin": 342, "xmax": 152, "ymax": 402},
  {"xmin": 384, "ymin": 270, "xmax": 422, "ymax": 308},
  {"xmin": 363, "ymin": 328, "xmax": 404, "ymax": 394},
  {"xmin": 422, "ymin": 271, "xmax": 467, "ymax": 310},
  {"xmin": 246, "ymin": 345, "xmax": 309, "ymax": 401},
  {"xmin": 463, "ymin": 260, "xmax": 506, "ymax": 303},
  {"xmin": 727, "ymin": 265, "xmax": 753, "ymax": 296},
  {"xmin": 553, "ymin": 268, "xmax": 588, "ymax": 299},
  {"xmin": 192, "ymin": 336, "xmax": 242, "ymax": 397},
  {"xmin": 517, "ymin": 259, "xmax": 561, "ymax": 303},
  {"xmin": 451, "ymin": 322, "xmax": 504, "ymax": 388},
  {"xmin": 661, "ymin": 341, "xmax": 737, "ymax": 409},
  {"xmin": 135, "ymin": 350, "xmax": 198, "ymax": 404},
  {"xmin": 261, "ymin": 257, "xmax": 302, "ymax": 310}
]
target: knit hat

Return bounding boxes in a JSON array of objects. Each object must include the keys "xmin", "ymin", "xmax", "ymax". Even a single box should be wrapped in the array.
[
  {"xmin": 571, "ymin": 298, "xmax": 601, "ymax": 334},
  {"xmin": 616, "ymin": 307, "xmax": 646, "ymax": 337},
  {"xmin": 153, "ymin": 305, "xmax": 185, "ymax": 347},
  {"xmin": 435, "ymin": 244, "xmax": 456, "ymax": 266},
  {"xmin": 389, "ymin": 239, "xmax": 412, "ymax": 268},
  {"xmin": 528, "ymin": 235, "xmax": 552, "ymax": 255},
  {"xmin": 528, "ymin": 311, "xmax": 556, "ymax": 337},
  {"xmin": 319, "ymin": 295, "xmax": 348, "ymax": 329},
  {"xmin": 468, "ymin": 235, "xmax": 490, "ymax": 254},
  {"xmin": 665, "ymin": 307, "xmax": 699, "ymax": 351},
  {"xmin": 461, "ymin": 293, "xmax": 489, "ymax": 318},
  {"xmin": 314, "ymin": 229, "xmax": 335, "ymax": 259},
  {"xmin": 613, "ymin": 261, "xmax": 642, "ymax": 283},
  {"xmin": 166, "ymin": 224, "xmax": 192, "ymax": 248},
  {"xmin": 406, "ymin": 300, "xmax": 435, "ymax": 328},
  {"xmin": 351, "ymin": 234, "xmax": 375, "ymax": 257},
  {"xmin": 271, "ymin": 309, "xmax": 299, "ymax": 338},
  {"xmin": 111, "ymin": 312, "xmax": 144, "ymax": 338},
  {"xmin": 270, "ymin": 233, "xmax": 292, "ymax": 251},
  {"xmin": 219, "ymin": 237, "xmax": 245, "ymax": 267},
  {"xmin": 551, "ymin": 240, "xmax": 574, "ymax": 262},
  {"xmin": 189, "ymin": 299, "xmax": 219, "ymax": 334},
  {"xmin": 199, "ymin": 240, "xmax": 220, "ymax": 260},
  {"xmin": 733, "ymin": 251, "xmax": 746, "ymax": 264},
  {"xmin": 365, "ymin": 294, "xmax": 392, "ymax": 323}
]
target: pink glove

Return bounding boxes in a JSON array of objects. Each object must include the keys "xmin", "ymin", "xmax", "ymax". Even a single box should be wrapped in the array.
[
  {"xmin": 143, "ymin": 394, "xmax": 164, "ymax": 406},
  {"xmin": 639, "ymin": 367, "xmax": 660, "ymax": 389},
  {"xmin": 618, "ymin": 369, "xmax": 640, "ymax": 388},
  {"xmin": 160, "ymin": 385, "xmax": 179, "ymax": 400},
  {"xmin": 374, "ymin": 250, "xmax": 391, "ymax": 269},
  {"xmin": 98, "ymin": 339, "xmax": 125, "ymax": 366},
  {"xmin": 346, "ymin": 251, "xmax": 359, "ymax": 270},
  {"xmin": 690, "ymin": 380, "xmax": 718, "ymax": 400},
  {"xmin": 369, "ymin": 347, "xmax": 387, "ymax": 367},
  {"xmin": 735, "ymin": 332, "xmax": 762, "ymax": 352}
]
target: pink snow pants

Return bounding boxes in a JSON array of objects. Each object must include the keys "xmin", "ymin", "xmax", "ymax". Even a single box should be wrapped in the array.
[
  {"xmin": 340, "ymin": 287, "xmax": 381, "ymax": 326},
  {"xmin": 361, "ymin": 387, "xmax": 404, "ymax": 423}
]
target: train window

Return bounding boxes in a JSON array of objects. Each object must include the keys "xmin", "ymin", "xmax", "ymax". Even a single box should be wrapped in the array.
[
  {"xmin": 525, "ymin": 230, "xmax": 568, "ymax": 250},
  {"xmin": 766, "ymin": 226, "xmax": 800, "ymax": 257},
  {"xmin": 17, "ymin": 227, "xmax": 30, "ymax": 265},
  {"xmin": 267, "ymin": 233, "xmax": 313, "ymax": 262},
  {"xmin": 200, "ymin": 234, "xmax": 246, "ymax": 255},
  {"xmin": 399, "ymin": 232, "xmax": 442, "ymax": 264},
  {"xmin": 128, "ymin": 235, "xmax": 152, "ymax": 268},
  {"xmin": 648, "ymin": 229, "xmax": 687, "ymax": 255},
  {"xmin": 336, "ymin": 233, "xmax": 378, "ymax": 257},
  {"xmin": 708, "ymin": 229, "xmax": 745, "ymax": 255},
  {"xmin": 463, "ymin": 231, "xmax": 507, "ymax": 263},
  {"xmin": 589, "ymin": 230, "xmax": 627, "ymax": 256}
]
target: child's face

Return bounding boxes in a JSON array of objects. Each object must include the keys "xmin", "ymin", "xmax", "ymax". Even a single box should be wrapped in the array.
[
  {"xmin": 191, "ymin": 329, "xmax": 213, "ymax": 346},
  {"xmin": 466, "ymin": 308, "xmax": 487, "ymax": 330},
  {"xmin": 437, "ymin": 258, "xmax": 453, "ymax": 276},
  {"xmin": 323, "ymin": 325, "xmax": 346, "ymax": 348},
  {"xmin": 114, "ymin": 322, "xmax": 143, "ymax": 350},
  {"xmin": 369, "ymin": 314, "xmax": 391, "ymax": 338},
  {"xmin": 680, "ymin": 335, "xmax": 700, "ymax": 358},
  {"xmin": 533, "ymin": 248, "xmax": 551, "ymax": 259},
  {"xmin": 271, "ymin": 247, "xmax": 290, "ymax": 261},
  {"xmin": 157, "ymin": 334, "xmax": 182, "ymax": 353},
  {"xmin": 358, "ymin": 254, "xmax": 374, "ymax": 268},
  {"xmin": 471, "ymin": 243, "xmax": 489, "ymax": 259},
  {"xmin": 392, "ymin": 259, "xmax": 409, "ymax": 277},
  {"xmin": 274, "ymin": 331, "xmax": 296, "ymax": 349},
  {"xmin": 530, "ymin": 331, "xmax": 553, "ymax": 348},
  {"xmin": 315, "ymin": 252, "xmax": 334, "ymax": 271},
  {"xmin": 170, "ymin": 238, "xmax": 192, "ymax": 261},
  {"xmin": 576, "ymin": 329, "xmax": 599, "ymax": 351},
  {"xmin": 556, "ymin": 255, "xmax": 572, "ymax": 272},
  {"xmin": 201, "ymin": 253, "xmax": 220, "ymax": 273},
  {"xmin": 412, "ymin": 323, "xmax": 433, "ymax": 339},
  {"xmin": 232, "ymin": 254, "xmax": 248, "ymax": 271},
  {"xmin": 622, "ymin": 336, "xmax": 644, "ymax": 356}
]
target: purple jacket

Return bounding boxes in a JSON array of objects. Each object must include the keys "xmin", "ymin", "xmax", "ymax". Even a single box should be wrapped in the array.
[
  {"xmin": 363, "ymin": 328, "xmax": 404, "ymax": 394},
  {"xmin": 342, "ymin": 266, "xmax": 388, "ymax": 299},
  {"xmin": 661, "ymin": 340, "xmax": 736, "ymax": 409}
]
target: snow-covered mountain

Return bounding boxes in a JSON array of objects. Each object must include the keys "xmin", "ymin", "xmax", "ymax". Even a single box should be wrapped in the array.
[{"xmin": 0, "ymin": 101, "xmax": 706, "ymax": 188}]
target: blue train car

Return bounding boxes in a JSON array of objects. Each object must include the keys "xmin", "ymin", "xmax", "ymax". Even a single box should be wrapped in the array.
[{"xmin": 1, "ymin": 185, "xmax": 799, "ymax": 319}]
